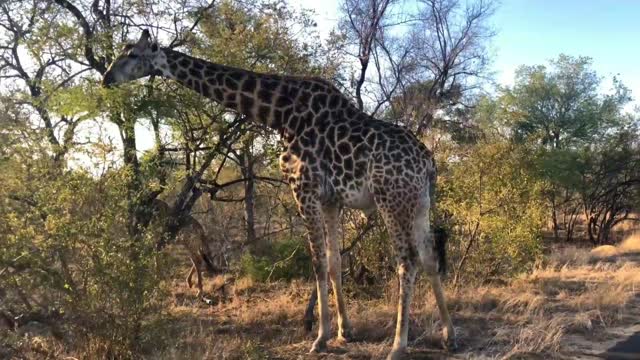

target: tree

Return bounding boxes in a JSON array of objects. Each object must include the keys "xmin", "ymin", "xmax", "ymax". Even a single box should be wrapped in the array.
[
  {"xmin": 334, "ymin": 0, "xmax": 495, "ymax": 132},
  {"xmin": 501, "ymin": 54, "xmax": 637, "ymax": 243},
  {"xmin": 403, "ymin": 0, "xmax": 495, "ymax": 136},
  {"xmin": 538, "ymin": 123, "xmax": 640, "ymax": 245},
  {"xmin": 506, "ymin": 55, "xmax": 630, "ymax": 149},
  {"xmin": 190, "ymin": 0, "xmax": 329, "ymax": 253},
  {"xmin": 580, "ymin": 128, "xmax": 640, "ymax": 244},
  {"xmin": 0, "ymin": 0, "xmax": 90, "ymax": 164},
  {"xmin": 439, "ymin": 135, "xmax": 546, "ymax": 284},
  {"xmin": 339, "ymin": 0, "xmax": 395, "ymax": 112},
  {"xmin": 0, "ymin": 102, "xmax": 166, "ymax": 355}
]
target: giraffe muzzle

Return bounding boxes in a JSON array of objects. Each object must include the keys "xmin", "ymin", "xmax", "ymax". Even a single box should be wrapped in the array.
[{"xmin": 102, "ymin": 71, "xmax": 116, "ymax": 88}]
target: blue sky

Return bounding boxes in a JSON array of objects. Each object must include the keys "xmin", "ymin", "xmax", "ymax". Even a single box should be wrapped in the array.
[
  {"xmin": 296, "ymin": 0, "xmax": 640, "ymax": 107},
  {"xmin": 124, "ymin": 0, "xmax": 640, "ymax": 156},
  {"xmin": 492, "ymin": 0, "xmax": 640, "ymax": 103}
]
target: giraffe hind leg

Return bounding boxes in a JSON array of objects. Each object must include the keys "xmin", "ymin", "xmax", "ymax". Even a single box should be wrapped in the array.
[
  {"xmin": 413, "ymin": 196, "xmax": 457, "ymax": 350},
  {"xmin": 374, "ymin": 197, "xmax": 420, "ymax": 359},
  {"xmin": 303, "ymin": 286, "xmax": 317, "ymax": 333},
  {"xmin": 388, "ymin": 259, "xmax": 418, "ymax": 360},
  {"xmin": 428, "ymin": 274, "xmax": 457, "ymax": 350}
]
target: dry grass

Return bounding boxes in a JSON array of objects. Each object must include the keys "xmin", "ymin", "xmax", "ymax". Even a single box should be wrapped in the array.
[
  {"xmin": 7, "ymin": 235, "xmax": 640, "ymax": 360},
  {"xmin": 590, "ymin": 244, "xmax": 619, "ymax": 257},
  {"xmin": 618, "ymin": 232, "xmax": 640, "ymax": 252},
  {"xmin": 590, "ymin": 231, "xmax": 640, "ymax": 258},
  {"xmin": 151, "ymin": 239, "xmax": 638, "ymax": 360}
]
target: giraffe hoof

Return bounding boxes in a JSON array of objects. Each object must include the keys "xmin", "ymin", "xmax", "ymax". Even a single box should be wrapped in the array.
[
  {"xmin": 337, "ymin": 328, "xmax": 354, "ymax": 343},
  {"xmin": 442, "ymin": 336, "xmax": 458, "ymax": 352},
  {"xmin": 309, "ymin": 338, "xmax": 328, "ymax": 353},
  {"xmin": 336, "ymin": 336, "xmax": 348, "ymax": 346},
  {"xmin": 386, "ymin": 348, "xmax": 407, "ymax": 360},
  {"xmin": 202, "ymin": 297, "xmax": 214, "ymax": 306},
  {"xmin": 303, "ymin": 318, "xmax": 314, "ymax": 333}
]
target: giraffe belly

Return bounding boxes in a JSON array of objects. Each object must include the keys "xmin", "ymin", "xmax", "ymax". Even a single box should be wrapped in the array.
[{"xmin": 341, "ymin": 185, "xmax": 376, "ymax": 212}]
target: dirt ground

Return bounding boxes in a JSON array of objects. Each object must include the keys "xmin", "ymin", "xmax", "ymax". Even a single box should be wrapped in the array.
[
  {"xmin": 141, "ymin": 237, "xmax": 640, "ymax": 360},
  {"xmin": 5, "ymin": 238, "xmax": 640, "ymax": 360}
]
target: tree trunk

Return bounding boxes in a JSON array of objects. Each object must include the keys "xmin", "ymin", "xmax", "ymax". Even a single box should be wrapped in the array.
[
  {"xmin": 587, "ymin": 215, "xmax": 598, "ymax": 245},
  {"xmin": 549, "ymin": 193, "xmax": 560, "ymax": 242},
  {"xmin": 241, "ymin": 141, "xmax": 258, "ymax": 253},
  {"xmin": 116, "ymin": 115, "xmax": 148, "ymax": 239},
  {"xmin": 566, "ymin": 213, "xmax": 576, "ymax": 242},
  {"xmin": 565, "ymin": 204, "xmax": 580, "ymax": 242},
  {"xmin": 453, "ymin": 221, "xmax": 480, "ymax": 288},
  {"xmin": 244, "ymin": 170, "xmax": 256, "ymax": 245}
]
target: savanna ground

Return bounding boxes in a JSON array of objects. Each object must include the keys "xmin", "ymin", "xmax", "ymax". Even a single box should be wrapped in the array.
[
  {"xmin": 5, "ymin": 234, "xmax": 640, "ymax": 360},
  {"xmin": 133, "ymin": 235, "xmax": 640, "ymax": 359}
]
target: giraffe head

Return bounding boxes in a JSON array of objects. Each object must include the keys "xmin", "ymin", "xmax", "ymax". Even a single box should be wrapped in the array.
[{"xmin": 102, "ymin": 30, "xmax": 165, "ymax": 87}]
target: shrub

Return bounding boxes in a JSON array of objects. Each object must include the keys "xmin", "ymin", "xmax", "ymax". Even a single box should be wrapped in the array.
[
  {"xmin": 238, "ymin": 238, "xmax": 312, "ymax": 282},
  {"xmin": 0, "ymin": 159, "xmax": 168, "ymax": 357},
  {"xmin": 440, "ymin": 140, "xmax": 546, "ymax": 284}
]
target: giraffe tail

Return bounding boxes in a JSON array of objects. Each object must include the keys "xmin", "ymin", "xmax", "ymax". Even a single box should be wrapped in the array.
[
  {"xmin": 434, "ymin": 225, "xmax": 448, "ymax": 275},
  {"xmin": 428, "ymin": 157, "xmax": 447, "ymax": 275}
]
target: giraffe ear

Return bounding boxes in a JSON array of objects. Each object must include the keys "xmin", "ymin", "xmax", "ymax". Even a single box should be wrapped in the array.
[{"xmin": 136, "ymin": 29, "xmax": 152, "ymax": 49}]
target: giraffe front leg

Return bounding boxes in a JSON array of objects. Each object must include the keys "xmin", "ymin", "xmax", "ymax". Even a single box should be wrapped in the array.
[
  {"xmin": 324, "ymin": 205, "xmax": 352, "ymax": 343},
  {"xmin": 308, "ymin": 228, "xmax": 331, "ymax": 352},
  {"xmin": 299, "ymin": 202, "xmax": 331, "ymax": 353},
  {"xmin": 388, "ymin": 262, "xmax": 417, "ymax": 360}
]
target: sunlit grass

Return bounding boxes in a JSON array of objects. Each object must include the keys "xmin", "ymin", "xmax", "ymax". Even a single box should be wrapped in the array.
[{"xmin": 8, "ymin": 235, "xmax": 640, "ymax": 359}]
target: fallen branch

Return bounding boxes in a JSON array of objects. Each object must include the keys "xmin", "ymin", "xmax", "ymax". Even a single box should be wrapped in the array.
[{"xmin": 266, "ymin": 244, "xmax": 301, "ymax": 283}]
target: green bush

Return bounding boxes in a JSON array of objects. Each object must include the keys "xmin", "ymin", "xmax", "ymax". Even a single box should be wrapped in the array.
[
  {"xmin": 0, "ymin": 158, "xmax": 168, "ymax": 357},
  {"xmin": 238, "ymin": 238, "xmax": 312, "ymax": 282},
  {"xmin": 440, "ymin": 140, "xmax": 546, "ymax": 283}
]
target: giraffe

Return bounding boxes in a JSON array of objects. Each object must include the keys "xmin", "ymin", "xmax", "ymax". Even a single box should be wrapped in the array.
[
  {"xmin": 151, "ymin": 199, "xmax": 219, "ymax": 300},
  {"xmin": 102, "ymin": 30, "xmax": 457, "ymax": 359}
]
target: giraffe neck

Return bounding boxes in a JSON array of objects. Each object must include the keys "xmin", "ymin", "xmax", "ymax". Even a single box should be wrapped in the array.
[
  {"xmin": 162, "ymin": 49, "xmax": 272, "ymax": 121},
  {"xmin": 158, "ymin": 48, "xmax": 287, "ymax": 131},
  {"xmin": 155, "ymin": 48, "xmax": 366, "ymax": 141}
]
